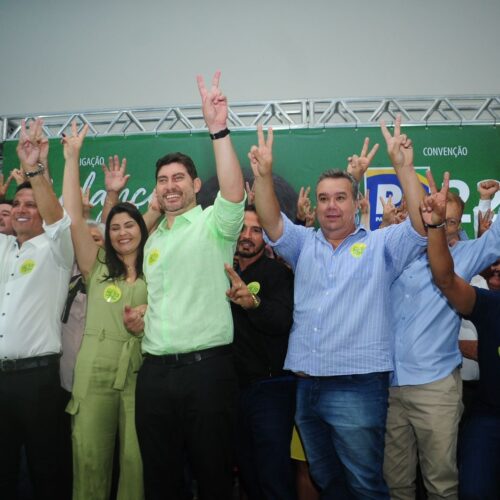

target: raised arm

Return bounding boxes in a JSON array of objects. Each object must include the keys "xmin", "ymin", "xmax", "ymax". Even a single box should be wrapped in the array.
[
  {"xmin": 17, "ymin": 119, "xmax": 63, "ymax": 225},
  {"xmin": 381, "ymin": 116, "xmax": 426, "ymax": 236},
  {"xmin": 62, "ymin": 122, "xmax": 98, "ymax": 278},
  {"xmin": 197, "ymin": 71, "xmax": 244, "ymax": 203},
  {"xmin": 249, "ymin": 126, "xmax": 283, "ymax": 241},
  {"xmin": 423, "ymin": 170, "xmax": 476, "ymax": 315}
]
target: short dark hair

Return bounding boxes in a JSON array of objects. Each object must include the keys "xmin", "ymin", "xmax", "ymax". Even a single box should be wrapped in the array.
[
  {"xmin": 0, "ymin": 199, "xmax": 13, "ymax": 206},
  {"xmin": 245, "ymin": 204, "xmax": 257, "ymax": 213},
  {"xmin": 316, "ymin": 169, "xmax": 359, "ymax": 200},
  {"xmin": 102, "ymin": 202, "xmax": 149, "ymax": 281},
  {"xmin": 155, "ymin": 152, "xmax": 198, "ymax": 180},
  {"xmin": 15, "ymin": 181, "xmax": 33, "ymax": 193},
  {"xmin": 447, "ymin": 191, "xmax": 465, "ymax": 216}
]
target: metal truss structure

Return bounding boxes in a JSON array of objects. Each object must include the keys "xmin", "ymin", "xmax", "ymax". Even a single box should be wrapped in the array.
[{"xmin": 1, "ymin": 94, "xmax": 500, "ymax": 167}]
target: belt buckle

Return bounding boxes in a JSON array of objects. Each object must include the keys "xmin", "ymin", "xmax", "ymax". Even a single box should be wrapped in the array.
[{"xmin": 0, "ymin": 359, "xmax": 16, "ymax": 372}]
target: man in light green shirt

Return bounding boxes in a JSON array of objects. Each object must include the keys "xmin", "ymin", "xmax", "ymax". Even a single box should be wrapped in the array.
[{"xmin": 135, "ymin": 72, "xmax": 246, "ymax": 500}]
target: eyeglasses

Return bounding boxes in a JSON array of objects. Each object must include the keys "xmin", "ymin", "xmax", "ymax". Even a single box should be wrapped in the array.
[{"xmin": 445, "ymin": 218, "xmax": 460, "ymax": 228}]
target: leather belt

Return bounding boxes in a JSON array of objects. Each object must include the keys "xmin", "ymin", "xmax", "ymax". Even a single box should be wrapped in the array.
[
  {"xmin": 0, "ymin": 354, "xmax": 60, "ymax": 373},
  {"xmin": 144, "ymin": 344, "xmax": 232, "ymax": 366}
]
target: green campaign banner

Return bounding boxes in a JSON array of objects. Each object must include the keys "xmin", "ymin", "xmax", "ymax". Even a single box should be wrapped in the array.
[{"xmin": 3, "ymin": 125, "xmax": 500, "ymax": 236}]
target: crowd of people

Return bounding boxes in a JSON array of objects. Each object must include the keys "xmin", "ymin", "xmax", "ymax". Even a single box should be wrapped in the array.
[{"xmin": 0, "ymin": 72, "xmax": 499, "ymax": 500}]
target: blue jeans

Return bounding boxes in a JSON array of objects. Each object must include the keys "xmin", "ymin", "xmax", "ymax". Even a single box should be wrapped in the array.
[
  {"xmin": 296, "ymin": 372, "xmax": 390, "ymax": 500},
  {"xmin": 237, "ymin": 377, "xmax": 297, "ymax": 500},
  {"xmin": 459, "ymin": 409, "xmax": 500, "ymax": 499}
]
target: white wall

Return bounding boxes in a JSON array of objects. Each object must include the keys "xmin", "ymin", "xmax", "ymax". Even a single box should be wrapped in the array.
[{"xmin": 1, "ymin": 0, "xmax": 499, "ymax": 115}]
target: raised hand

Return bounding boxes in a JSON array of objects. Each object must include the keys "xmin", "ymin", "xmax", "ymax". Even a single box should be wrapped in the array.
[
  {"xmin": 224, "ymin": 263, "xmax": 258, "ymax": 309},
  {"xmin": 0, "ymin": 173, "xmax": 13, "ymax": 198},
  {"xmin": 248, "ymin": 125, "xmax": 274, "ymax": 179},
  {"xmin": 379, "ymin": 195, "xmax": 397, "ymax": 227},
  {"xmin": 297, "ymin": 186, "xmax": 316, "ymax": 227},
  {"xmin": 395, "ymin": 196, "xmax": 408, "ymax": 223},
  {"xmin": 17, "ymin": 119, "xmax": 43, "ymax": 170},
  {"xmin": 478, "ymin": 208, "xmax": 494, "ymax": 237},
  {"xmin": 34, "ymin": 122, "xmax": 49, "ymax": 166},
  {"xmin": 478, "ymin": 179, "xmax": 499, "ymax": 200},
  {"xmin": 347, "ymin": 137, "xmax": 379, "ymax": 181},
  {"xmin": 61, "ymin": 121, "xmax": 89, "ymax": 161},
  {"xmin": 10, "ymin": 168, "xmax": 25, "ymax": 185},
  {"xmin": 380, "ymin": 115, "xmax": 413, "ymax": 170},
  {"xmin": 420, "ymin": 170, "xmax": 450, "ymax": 226},
  {"xmin": 245, "ymin": 181, "xmax": 256, "ymax": 205},
  {"xmin": 297, "ymin": 186, "xmax": 312, "ymax": 220},
  {"xmin": 102, "ymin": 155, "xmax": 129, "ymax": 193},
  {"xmin": 81, "ymin": 188, "xmax": 94, "ymax": 219},
  {"xmin": 358, "ymin": 189, "xmax": 370, "ymax": 215},
  {"xmin": 197, "ymin": 70, "xmax": 228, "ymax": 133}
]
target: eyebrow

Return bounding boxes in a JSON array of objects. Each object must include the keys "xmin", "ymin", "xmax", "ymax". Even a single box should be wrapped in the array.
[{"xmin": 317, "ymin": 191, "xmax": 348, "ymax": 197}]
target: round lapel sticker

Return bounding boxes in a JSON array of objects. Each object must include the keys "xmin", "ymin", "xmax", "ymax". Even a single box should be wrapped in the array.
[
  {"xmin": 350, "ymin": 243, "xmax": 367, "ymax": 258},
  {"xmin": 148, "ymin": 249, "xmax": 160, "ymax": 266},
  {"xmin": 103, "ymin": 284, "xmax": 122, "ymax": 303},
  {"xmin": 20, "ymin": 259, "xmax": 36, "ymax": 275},
  {"xmin": 247, "ymin": 282, "xmax": 261, "ymax": 294}
]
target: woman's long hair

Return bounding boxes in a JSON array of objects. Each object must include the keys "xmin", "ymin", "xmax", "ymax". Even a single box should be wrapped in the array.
[{"xmin": 102, "ymin": 202, "xmax": 149, "ymax": 281}]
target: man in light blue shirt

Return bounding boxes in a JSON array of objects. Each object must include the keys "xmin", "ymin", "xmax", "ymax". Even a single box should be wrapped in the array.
[
  {"xmin": 250, "ymin": 119, "xmax": 427, "ymax": 499},
  {"xmin": 384, "ymin": 188, "xmax": 500, "ymax": 500}
]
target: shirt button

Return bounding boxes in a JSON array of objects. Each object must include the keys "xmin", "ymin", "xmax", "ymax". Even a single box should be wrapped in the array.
[
  {"xmin": 6, "ymin": 293, "xmax": 10, "ymax": 296},
  {"xmin": 313, "ymin": 327, "xmax": 318, "ymax": 332}
]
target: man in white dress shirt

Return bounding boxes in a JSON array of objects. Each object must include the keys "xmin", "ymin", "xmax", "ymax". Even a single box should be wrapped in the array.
[{"xmin": 0, "ymin": 119, "xmax": 74, "ymax": 500}]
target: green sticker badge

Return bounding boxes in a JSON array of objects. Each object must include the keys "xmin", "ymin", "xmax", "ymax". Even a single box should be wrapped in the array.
[
  {"xmin": 148, "ymin": 248, "xmax": 160, "ymax": 266},
  {"xmin": 103, "ymin": 284, "xmax": 122, "ymax": 303},
  {"xmin": 20, "ymin": 259, "xmax": 36, "ymax": 275},
  {"xmin": 350, "ymin": 243, "xmax": 367, "ymax": 258},
  {"xmin": 247, "ymin": 281, "xmax": 261, "ymax": 295}
]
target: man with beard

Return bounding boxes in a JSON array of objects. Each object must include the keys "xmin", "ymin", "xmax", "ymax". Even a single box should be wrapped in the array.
[
  {"xmin": 225, "ymin": 205, "xmax": 295, "ymax": 500},
  {"xmin": 135, "ymin": 72, "xmax": 245, "ymax": 500},
  {"xmin": 483, "ymin": 259, "xmax": 500, "ymax": 291}
]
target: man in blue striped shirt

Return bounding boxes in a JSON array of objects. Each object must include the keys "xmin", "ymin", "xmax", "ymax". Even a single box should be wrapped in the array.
[
  {"xmin": 384, "ymin": 178, "xmax": 500, "ymax": 500},
  {"xmin": 249, "ymin": 118, "xmax": 427, "ymax": 499}
]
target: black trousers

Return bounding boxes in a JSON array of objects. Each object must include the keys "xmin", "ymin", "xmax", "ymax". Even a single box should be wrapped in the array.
[
  {"xmin": 135, "ymin": 349, "xmax": 237, "ymax": 500},
  {"xmin": 0, "ymin": 363, "xmax": 67, "ymax": 500}
]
